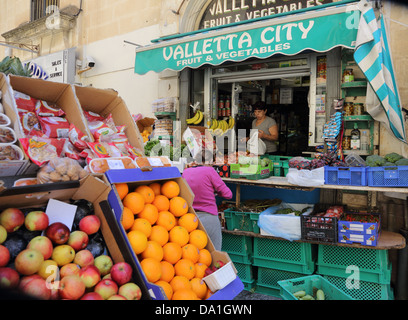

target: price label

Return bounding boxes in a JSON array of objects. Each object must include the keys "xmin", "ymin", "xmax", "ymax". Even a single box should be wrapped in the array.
[
  {"xmin": 107, "ymin": 159, "xmax": 125, "ymax": 170},
  {"xmin": 148, "ymin": 157, "xmax": 164, "ymax": 167}
]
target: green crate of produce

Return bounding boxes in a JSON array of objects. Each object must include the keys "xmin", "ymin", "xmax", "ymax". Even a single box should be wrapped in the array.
[
  {"xmin": 253, "ymin": 237, "xmax": 316, "ymax": 274},
  {"xmin": 221, "ymin": 233, "xmax": 253, "ymax": 263},
  {"xmin": 255, "ymin": 267, "xmax": 308, "ymax": 298},
  {"xmin": 278, "ymin": 275, "xmax": 354, "ymax": 300},
  {"xmin": 323, "ymin": 275, "xmax": 394, "ymax": 300},
  {"xmin": 223, "ymin": 208, "xmax": 258, "ymax": 232},
  {"xmin": 317, "ymin": 245, "xmax": 392, "ymax": 284},
  {"xmin": 248, "ymin": 212, "xmax": 261, "ymax": 233}
]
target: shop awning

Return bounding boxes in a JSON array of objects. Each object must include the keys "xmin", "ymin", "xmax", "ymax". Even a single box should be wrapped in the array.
[
  {"xmin": 134, "ymin": 3, "xmax": 360, "ymax": 75},
  {"xmin": 354, "ymin": 0, "xmax": 406, "ymax": 143}
]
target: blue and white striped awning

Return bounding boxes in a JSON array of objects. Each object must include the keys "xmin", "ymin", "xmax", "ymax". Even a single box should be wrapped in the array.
[{"xmin": 354, "ymin": 0, "xmax": 406, "ymax": 143}]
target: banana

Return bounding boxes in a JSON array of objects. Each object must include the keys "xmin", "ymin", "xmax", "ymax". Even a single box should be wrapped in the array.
[
  {"xmin": 228, "ymin": 117, "xmax": 235, "ymax": 129},
  {"xmin": 193, "ymin": 111, "xmax": 203, "ymax": 124},
  {"xmin": 222, "ymin": 120, "xmax": 228, "ymax": 132},
  {"xmin": 186, "ymin": 111, "xmax": 200, "ymax": 124},
  {"xmin": 207, "ymin": 119, "xmax": 212, "ymax": 128},
  {"xmin": 211, "ymin": 119, "xmax": 218, "ymax": 130}
]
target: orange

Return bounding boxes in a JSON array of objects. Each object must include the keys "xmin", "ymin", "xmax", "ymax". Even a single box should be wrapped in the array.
[
  {"xmin": 115, "ymin": 183, "xmax": 129, "ymax": 200},
  {"xmin": 205, "ymin": 288, "xmax": 214, "ymax": 300},
  {"xmin": 149, "ymin": 225, "xmax": 169, "ymax": 246},
  {"xmin": 149, "ymin": 182, "xmax": 162, "ymax": 196},
  {"xmin": 170, "ymin": 275, "xmax": 191, "ymax": 292},
  {"xmin": 140, "ymin": 240, "xmax": 163, "ymax": 261},
  {"xmin": 169, "ymin": 197, "xmax": 188, "ymax": 217},
  {"xmin": 121, "ymin": 207, "xmax": 134, "ymax": 231},
  {"xmin": 156, "ymin": 211, "xmax": 176, "ymax": 231},
  {"xmin": 174, "ymin": 258, "xmax": 196, "ymax": 280},
  {"xmin": 178, "ymin": 213, "xmax": 199, "ymax": 232},
  {"xmin": 194, "ymin": 262, "xmax": 208, "ymax": 279},
  {"xmin": 169, "ymin": 226, "xmax": 189, "ymax": 247},
  {"xmin": 140, "ymin": 258, "xmax": 162, "ymax": 283},
  {"xmin": 123, "ymin": 192, "xmax": 145, "ymax": 214},
  {"xmin": 138, "ymin": 203, "xmax": 159, "ymax": 225},
  {"xmin": 130, "ymin": 218, "xmax": 152, "ymax": 237},
  {"xmin": 190, "ymin": 278, "xmax": 208, "ymax": 300},
  {"xmin": 152, "ymin": 195, "xmax": 170, "ymax": 212},
  {"xmin": 162, "ymin": 242, "xmax": 182, "ymax": 265},
  {"xmin": 189, "ymin": 229, "xmax": 208, "ymax": 250},
  {"xmin": 198, "ymin": 249, "xmax": 212, "ymax": 267},
  {"xmin": 181, "ymin": 244, "xmax": 200, "ymax": 263},
  {"xmin": 161, "ymin": 180, "xmax": 180, "ymax": 199},
  {"xmin": 135, "ymin": 185, "xmax": 155, "ymax": 204},
  {"xmin": 172, "ymin": 288, "xmax": 198, "ymax": 300},
  {"xmin": 127, "ymin": 230, "xmax": 148, "ymax": 254},
  {"xmin": 155, "ymin": 280, "xmax": 173, "ymax": 300},
  {"xmin": 159, "ymin": 261, "xmax": 175, "ymax": 283}
]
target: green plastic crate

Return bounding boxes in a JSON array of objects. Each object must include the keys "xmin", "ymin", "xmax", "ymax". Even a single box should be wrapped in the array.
[
  {"xmin": 278, "ymin": 275, "xmax": 354, "ymax": 300},
  {"xmin": 255, "ymin": 267, "xmax": 308, "ymax": 298},
  {"xmin": 233, "ymin": 261, "xmax": 254, "ymax": 282},
  {"xmin": 253, "ymin": 237, "xmax": 316, "ymax": 274},
  {"xmin": 221, "ymin": 233, "xmax": 253, "ymax": 263},
  {"xmin": 241, "ymin": 279, "xmax": 257, "ymax": 291},
  {"xmin": 223, "ymin": 208, "xmax": 258, "ymax": 232},
  {"xmin": 323, "ymin": 275, "xmax": 394, "ymax": 300},
  {"xmin": 316, "ymin": 245, "xmax": 392, "ymax": 284}
]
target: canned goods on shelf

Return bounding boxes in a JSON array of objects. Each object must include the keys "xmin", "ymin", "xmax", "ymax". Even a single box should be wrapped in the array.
[
  {"xmin": 344, "ymin": 102, "xmax": 353, "ymax": 116},
  {"xmin": 353, "ymin": 103, "xmax": 363, "ymax": 116}
]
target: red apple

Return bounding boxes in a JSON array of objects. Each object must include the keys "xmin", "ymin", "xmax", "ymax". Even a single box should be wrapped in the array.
[
  {"xmin": 94, "ymin": 279, "xmax": 118, "ymax": 300},
  {"xmin": 0, "ymin": 267, "xmax": 20, "ymax": 289},
  {"xmin": 59, "ymin": 275, "xmax": 86, "ymax": 300},
  {"xmin": 110, "ymin": 262, "xmax": 133, "ymax": 286},
  {"xmin": 67, "ymin": 230, "xmax": 89, "ymax": 251},
  {"xmin": 118, "ymin": 282, "xmax": 142, "ymax": 300},
  {"xmin": 45, "ymin": 222, "xmax": 70, "ymax": 244},
  {"xmin": 73, "ymin": 249, "xmax": 94, "ymax": 268},
  {"xmin": 0, "ymin": 208, "xmax": 25, "ymax": 233},
  {"xmin": 49, "ymin": 281, "xmax": 60, "ymax": 300},
  {"xmin": 79, "ymin": 215, "xmax": 100, "ymax": 235},
  {"xmin": 108, "ymin": 294, "xmax": 127, "ymax": 300},
  {"xmin": 60, "ymin": 263, "xmax": 80, "ymax": 278},
  {"xmin": 79, "ymin": 265, "xmax": 101, "ymax": 289},
  {"xmin": 94, "ymin": 255, "xmax": 113, "ymax": 276},
  {"xmin": 27, "ymin": 236, "xmax": 53, "ymax": 260},
  {"xmin": 20, "ymin": 278, "xmax": 51, "ymax": 300},
  {"xmin": 0, "ymin": 245, "xmax": 10, "ymax": 267},
  {"xmin": 24, "ymin": 211, "xmax": 49, "ymax": 231},
  {"xmin": 0, "ymin": 225, "xmax": 7, "ymax": 244},
  {"xmin": 15, "ymin": 248, "xmax": 44, "ymax": 276},
  {"xmin": 80, "ymin": 292, "xmax": 104, "ymax": 300},
  {"xmin": 19, "ymin": 274, "xmax": 43, "ymax": 290}
]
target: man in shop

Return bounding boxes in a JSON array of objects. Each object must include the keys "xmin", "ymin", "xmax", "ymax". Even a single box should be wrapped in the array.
[{"xmin": 242, "ymin": 101, "xmax": 279, "ymax": 155}]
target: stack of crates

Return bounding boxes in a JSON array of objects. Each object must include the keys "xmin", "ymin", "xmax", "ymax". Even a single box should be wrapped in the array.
[
  {"xmin": 221, "ymin": 233, "xmax": 255, "ymax": 290},
  {"xmin": 316, "ymin": 244, "xmax": 394, "ymax": 300},
  {"xmin": 252, "ymin": 237, "xmax": 317, "ymax": 297}
]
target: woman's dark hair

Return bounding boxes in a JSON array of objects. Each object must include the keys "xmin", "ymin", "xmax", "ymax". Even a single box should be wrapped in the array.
[
  {"xmin": 252, "ymin": 101, "xmax": 267, "ymax": 111},
  {"xmin": 194, "ymin": 149, "xmax": 214, "ymax": 165}
]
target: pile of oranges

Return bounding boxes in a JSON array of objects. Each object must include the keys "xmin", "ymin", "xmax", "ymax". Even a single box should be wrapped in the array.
[{"xmin": 115, "ymin": 180, "xmax": 214, "ymax": 300}]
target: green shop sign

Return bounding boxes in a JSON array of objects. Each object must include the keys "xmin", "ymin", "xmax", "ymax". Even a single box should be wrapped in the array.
[{"xmin": 135, "ymin": 10, "xmax": 359, "ymax": 74}]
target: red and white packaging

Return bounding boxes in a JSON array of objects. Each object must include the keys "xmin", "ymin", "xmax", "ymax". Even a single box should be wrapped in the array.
[
  {"xmin": 62, "ymin": 139, "xmax": 82, "ymax": 160},
  {"xmin": 14, "ymin": 91, "xmax": 37, "ymax": 112},
  {"xmin": 19, "ymin": 136, "xmax": 65, "ymax": 166},
  {"xmin": 87, "ymin": 141, "xmax": 122, "ymax": 158},
  {"xmin": 18, "ymin": 110, "xmax": 42, "ymax": 135},
  {"xmin": 35, "ymin": 100, "xmax": 65, "ymax": 117},
  {"xmin": 68, "ymin": 124, "xmax": 89, "ymax": 151},
  {"xmin": 38, "ymin": 116, "xmax": 70, "ymax": 138}
]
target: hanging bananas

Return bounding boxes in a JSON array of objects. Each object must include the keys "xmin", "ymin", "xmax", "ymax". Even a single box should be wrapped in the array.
[
  {"xmin": 186, "ymin": 110, "xmax": 204, "ymax": 125},
  {"xmin": 207, "ymin": 117, "xmax": 235, "ymax": 137}
]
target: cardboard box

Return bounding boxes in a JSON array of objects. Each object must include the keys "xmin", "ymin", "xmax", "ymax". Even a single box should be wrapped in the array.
[
  {"xmin": 105, "ymin": 166, "xmax": 243, "ymax": 300},
  {"xmin": 73, "ymin": 85, "xmax": 144, "ymax": 154},
  {"xmin": 0, "ymin": 73, "xmax": 30, "ymax": 176},
  {"xmin": 0, "ymin": 174, "xmax": 152, "ymax": 300}
]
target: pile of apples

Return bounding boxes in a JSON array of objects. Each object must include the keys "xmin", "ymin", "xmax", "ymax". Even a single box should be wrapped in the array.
[{"xmin": 0, "ymin": 205, "xmax": 142, "ymax": 300}]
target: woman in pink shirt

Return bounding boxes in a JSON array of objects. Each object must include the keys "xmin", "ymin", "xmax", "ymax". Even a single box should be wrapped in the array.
[{"xmin": 182, "ymin": 151, "xmax": 232, "ymax": 251}]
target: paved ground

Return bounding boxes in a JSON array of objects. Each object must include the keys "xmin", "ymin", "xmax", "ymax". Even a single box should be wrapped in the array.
[{"xmin": 233, "ymin": 290, "xmax": 281, "ymax": 300}]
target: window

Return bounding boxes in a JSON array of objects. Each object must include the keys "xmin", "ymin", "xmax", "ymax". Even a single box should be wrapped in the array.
[{"xmin": 31, "ymin": 0, "xmax": 59, "ymax": 21}]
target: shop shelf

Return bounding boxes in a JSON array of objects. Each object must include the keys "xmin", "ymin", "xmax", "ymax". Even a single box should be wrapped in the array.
[
  {"xmin": 367, "ymin": 166, "xmax": 408, "ymax": 187},
  {"xmin": 324, "ymin": 166, "xmax": 368, "ymax": 186},
  {"xmin": 323, "ymin": 275, "xmax": 394, "ymax": 300},
  {"xmin": 221, "ymin": 232, "xmax": 253, "ymax": 263},
  {"xmin": 256, "ymin": 267, "xmax": 309, "ymax": 298},
  {"xmin": 252, "ymin": 237, "xmax": 316, "ymax": 274},
  {"xmin": 316, "ymin": 244, "xmax": 392, "ymax": 284},
  {"xmin": 278, "ymin": 275, "xmax": 354, "ymax": 300}
]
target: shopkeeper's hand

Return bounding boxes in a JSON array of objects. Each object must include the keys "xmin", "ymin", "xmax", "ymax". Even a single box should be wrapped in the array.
[{"xmin": 258, "ymin": 130, "xmax": 265, "ymax": 139}]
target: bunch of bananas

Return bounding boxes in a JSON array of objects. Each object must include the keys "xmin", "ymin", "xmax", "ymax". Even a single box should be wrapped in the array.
[
  {"xmin": 207, "ymin": 117, "xmax": 235, "ymax": 137},
  {"xmin": 186, "ymin": 110, "xmax": 204, "ymax": 125}
]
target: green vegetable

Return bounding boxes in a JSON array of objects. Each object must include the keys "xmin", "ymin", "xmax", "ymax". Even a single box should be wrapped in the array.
[
  {"xmin": 384, "ymin": 152, "xmax": 404, "ymax": 163},
  {"xmin": 293, "ymin": 290, "xmax": 306, "ymax": 298},
  {"xmin": 395, "ymin": 158, "xmax": 408, "ymax": 166},
  {"xmin": 384, "ymin": 162, "xmax": 395, "ymax": 167},
  {"xmin": 300, "ymin": 294, "xmax": 314, "ymax": 300},
  {"xmin": 365, "ymin": 155, "xmax": 386, "ymax": 167},
  {"xmin": 316, "ymin": 289, "xmax": 325, "ymax": 300}
]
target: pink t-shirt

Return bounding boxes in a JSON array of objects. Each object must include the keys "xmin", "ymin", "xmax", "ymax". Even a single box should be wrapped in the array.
[{"xmin": 182, "ymin": 166, "xmax": 233, "ymax": 216}]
